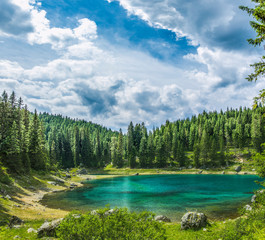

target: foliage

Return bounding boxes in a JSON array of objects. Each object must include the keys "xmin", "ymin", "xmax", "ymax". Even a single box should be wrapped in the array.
[
  {"xmin": 239, "ymin": 1, "xmax": 265, "ymax": 82},
  {"xmin": 57, "ymin": 208, "xmax": 166, "ymax": 240}
]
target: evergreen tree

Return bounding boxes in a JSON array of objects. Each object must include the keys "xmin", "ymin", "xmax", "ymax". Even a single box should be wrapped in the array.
[
  {"xmin": 116, "ymin": 129, "xmax": 124, "ymax": 168},
  {"xmin": 127, "ymin": 122, "xmax": 136, "ymax": 168}
]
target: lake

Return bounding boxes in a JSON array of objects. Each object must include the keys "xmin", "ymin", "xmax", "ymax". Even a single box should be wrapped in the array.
[{"xmin": 41, "ymin": 174, "xmax": 261, "ymax": 221}]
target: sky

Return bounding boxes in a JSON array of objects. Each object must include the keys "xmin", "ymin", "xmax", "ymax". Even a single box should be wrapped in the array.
[{"xmin": 0, "ymin": 0, "xmax": 264, "ymax": 130}]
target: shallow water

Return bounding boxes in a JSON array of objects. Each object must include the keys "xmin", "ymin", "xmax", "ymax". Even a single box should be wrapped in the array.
[{"xmin": 41, "ymin": 174, "xmax": 261, "ymax": 221}]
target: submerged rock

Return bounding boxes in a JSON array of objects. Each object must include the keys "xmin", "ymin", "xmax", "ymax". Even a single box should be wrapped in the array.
[
  {"xmin": 154, "ymin": 215, "xmax": 171, "ymax": 222},
  {"xmin": 37, "ymin": 218, "xmax": 63, "ymax": 238},
  {"xmin": 181, "ymin": 212, "xmax": 207, "ymax": 230}
]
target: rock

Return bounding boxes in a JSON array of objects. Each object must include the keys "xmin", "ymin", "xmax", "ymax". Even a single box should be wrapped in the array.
[
  {"xmin": 47, "ymin": 181, "xmax": 57, "ymax": 186},
  {"xmin": 13, "ymin": 225, "xmax": 22, "ymax": 229},
  {"xmin": 13, "ymin": 235, "xmax": 21, "ymax": 239},
  {"xmin": 5, "ymin": 194, "xmax": 11, "ymax": 200},
  {"xmin": 154, "ymin": 215, "xmax": 171, "ymax": 222},
  {"xmin": 37, "ymin": 218, "xmax": 63, "ymax": 238},
  {"xmin": 134, "ymin": 173, "xmax": 139, "ymax": 176},
  {"xmin": 222, "ymin": 171, "xmax": 225, "ymax": 174},
  {"xmin": 104, "ymin": 209, "xmax": 118, "ymax": 216},
  {"xmin": 252, "ymin": 169, "xmax": 256, "ymax": 171},
  {"xmin": 235, "ymin": 166, "xmax": 242, "ymax": 173},
  {"xmin": 27, "ymin": 228, "xmax": 37, "ymax": 233},
  {"xmin": 181, "ymin": 212, "xmax": 207, "ymax": 230},
  {"xmin": 188, "ymin": 165, "xmax": 193, "ymax": 169},
  {"xmin": 244, "ymin": 172, "xmax": 248, "ymax": 175},
  {"xmin": 70, "ymin": 183, "xmax": 77, "ymax": 189},
  {"xmin": 56, "ymin": 179, "xmax": 65, "ymax": 184},
  {"xmin": 91, "ymin": 210, "xmax": 100, "ymax": 216},
  {"xmin": 244, "ymin": 204, "xmax": 252, "ymax": 211},
  {"xmin": 251, "ymin": 194, "xmax": 257, "ymax": 203},
  {"xmin": 77, "ymin": 169, "xmax": 88, "ymax": 175},
  {"xmin": 9, "ymin": 216, "xmax": 23, "ymax": 228},
  {"xmin": 198, "ymin": 170, "xmax": 203, "ymax": 174}
]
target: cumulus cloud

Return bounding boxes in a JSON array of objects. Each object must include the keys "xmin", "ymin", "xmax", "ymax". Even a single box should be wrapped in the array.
[
  {"xmin": 109, "ymin": 0, "xmax": 256, "ymax": 50},
  {"xmin": 0, "ymin": 0, "xmax": 33, "ymax": 36},
  {"xmin": 0, "ymin": 0, "xmax": 264, "ymax": 130}
]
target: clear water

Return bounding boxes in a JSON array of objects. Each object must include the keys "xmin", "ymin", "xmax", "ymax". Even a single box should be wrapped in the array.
[{"xmin": 41, "ymin": 174, "xmax": 261, "ymax": 221}]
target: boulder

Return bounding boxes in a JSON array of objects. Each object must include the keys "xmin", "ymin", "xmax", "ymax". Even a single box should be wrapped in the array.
[
  {"xmin": 77, "ymin": 169, "xmax": 88, "ymax": 175},
  {"xmin": 235, "ymin": 166, "xmax": 242, "ymax": 173},
  {"xmin": 47, "ymin": 181, "xmax": 57, "ymax": 186},
  {"xmin": 104, "ymin": 209, "xmax": 118, "ymax": 216},
  {"xmin": 198, "ymin": 170, "xmax": 203, "ymax": 174},
  {"xmin": 9, "ymin": 216, "xmax": 23, "ymax": 228},
  {"xmin": 91, "ymin": 210, "xmax": 99, "ymax": 216},
  {"xmin": 251, "ymin": 194, "xmax": 257, "ymax": 203},
  {"xmin": 27, "ymin": 228, "xmax": 37, "ymax": 233},
  {"xmin": 222, "ymin": 171, "xmax": 225, "ymax": 175},
  {"xmin": 134, "ymin": 173, "xmax": 139, "ymax": 176},
  {"xmin": 37, "ymin": 218, "xmax": 63, "ymax": 238},
  {"xmin": 154, "ymin": 215, "xmax": 171, "ymax": 222},
  {"xmin": 70, "ymin": 183, "xmax": 78, "ymax": 189},
  {"xmin": 5, "ymin": 195, "xmax": 11, "ymax": 200},
  {"xmin": 181, "ymin": 212, "xmax": 207, "ymax": 230},
  {"xmin": 244, "ymin": 204, "xmax": 252, "ymax": 211},
  {"xmin": 56, "ymin": 179, "xmax": 65, "ymax": 184}
]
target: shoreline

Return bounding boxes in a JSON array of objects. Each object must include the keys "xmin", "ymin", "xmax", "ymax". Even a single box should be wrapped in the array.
[{"xmin": 1, "ymin": 169, "xmax": 258, "ymax": 223}]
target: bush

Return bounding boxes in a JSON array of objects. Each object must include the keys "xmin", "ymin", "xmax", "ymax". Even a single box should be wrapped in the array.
[
  {"xmin": 0, "ymin": 165, "xmax": 12, "ymax": 185},
  {"xmin": 57, "ymin": 207, "xmax": 166, "ymax": 240}
]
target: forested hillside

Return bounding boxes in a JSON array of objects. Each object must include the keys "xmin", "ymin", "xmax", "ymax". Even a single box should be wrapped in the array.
[{"xmin": 1, "ymin": 90, "xmax": 264, "ymax": 174}]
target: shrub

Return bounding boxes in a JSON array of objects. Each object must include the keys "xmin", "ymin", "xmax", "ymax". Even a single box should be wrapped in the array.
[{"xmin": 57, "ymin": 207, "xmax": 167, "ymax": 240}]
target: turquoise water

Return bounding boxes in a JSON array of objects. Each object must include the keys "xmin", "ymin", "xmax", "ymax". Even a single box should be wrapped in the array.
[{"xmin": 42, "ymin": 174, "xmax": 261, "ymax": 221}]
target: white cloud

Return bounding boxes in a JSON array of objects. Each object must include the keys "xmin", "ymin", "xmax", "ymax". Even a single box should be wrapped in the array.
[{"xmin": 1, "ymin": 0, "xmax": 264, "ymax": 130}]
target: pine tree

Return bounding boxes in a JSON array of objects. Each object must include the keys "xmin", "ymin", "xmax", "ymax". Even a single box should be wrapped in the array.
[
  {"xmin": 116, "ymin": 129, "xmax": 124, "ymax": 168},
  {"xmin": 127, "ymin": 122, "xmax": 136, "ymax": 168},
  {"xmin": 139, "ymin": 136, "xmax": 148, "ymax": 168}
]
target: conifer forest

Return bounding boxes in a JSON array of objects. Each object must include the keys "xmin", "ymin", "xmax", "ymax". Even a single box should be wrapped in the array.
[{"xmin": 1, "ymin": 90, "xmax": 264, "ymax": 174}]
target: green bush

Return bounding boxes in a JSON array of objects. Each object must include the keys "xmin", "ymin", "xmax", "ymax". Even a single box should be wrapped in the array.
[
  {"xmin": 0, "ymin": 165, "xmax": 12, "ymax": 185},
  {"xmin": 57, "ymin": 207, "xmax": 167, "ymax": 240}
]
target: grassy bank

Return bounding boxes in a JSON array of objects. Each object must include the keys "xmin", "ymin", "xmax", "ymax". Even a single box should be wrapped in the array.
[{"xmin": 0, "ymin": 163, "xmax": 260, "ymax": 239}]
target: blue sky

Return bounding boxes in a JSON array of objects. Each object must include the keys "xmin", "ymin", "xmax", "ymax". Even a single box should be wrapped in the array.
[{"xmin": 0, "ymin": 0, "xmax": 264, "ymax": 129}]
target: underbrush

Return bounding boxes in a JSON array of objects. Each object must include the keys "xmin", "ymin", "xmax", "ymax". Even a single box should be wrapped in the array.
[{"xmin": 57, "ymin": 207, "xmax": 166, "ymax": 240}]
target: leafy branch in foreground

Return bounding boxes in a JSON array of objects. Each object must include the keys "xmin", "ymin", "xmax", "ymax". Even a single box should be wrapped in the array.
[{"xmin": 240, "ymin": 1, "xmax": 265, "ymax": 82}]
